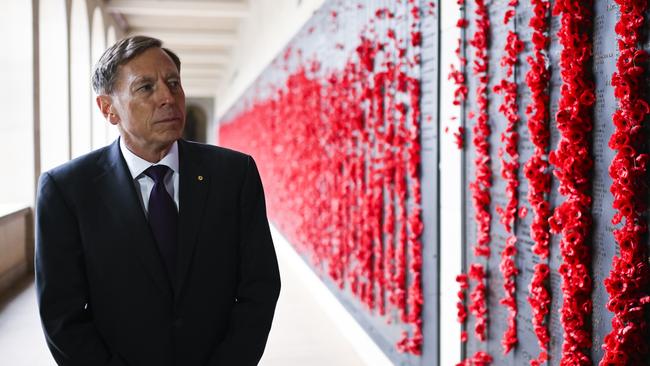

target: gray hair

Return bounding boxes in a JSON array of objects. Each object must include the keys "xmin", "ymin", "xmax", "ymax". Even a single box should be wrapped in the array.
[{"xmin": 91, "ymin": 35, "xmax": 181, "ymax": 95}]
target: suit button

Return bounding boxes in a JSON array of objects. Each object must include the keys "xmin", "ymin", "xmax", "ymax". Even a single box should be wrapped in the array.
[{"xmin": 173, "ymin": 318, "xmax": 183, "ymax": 328}]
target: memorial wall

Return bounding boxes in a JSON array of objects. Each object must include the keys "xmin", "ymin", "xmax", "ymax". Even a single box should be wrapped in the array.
[{"xmin": 219, "ymin": 0, "xmax": 650, "ymax": 365}]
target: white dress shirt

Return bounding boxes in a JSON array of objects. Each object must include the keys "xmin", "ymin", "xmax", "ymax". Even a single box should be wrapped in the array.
[{"xmin": 119, "ymin": 138, "xmax": 180, "ymax": 215}]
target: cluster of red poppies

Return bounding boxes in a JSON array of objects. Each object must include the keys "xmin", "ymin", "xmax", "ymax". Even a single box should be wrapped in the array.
[
  {"xmin": 456, "ymin": 343, "xmax": 496, "ymax": 365},
  {"xmin": 397, "ymin": 1, "xmax": 425, "ymax": 354},
  {"xmin": 456, "ymin": 272, "xmax": 469, "ymax": 341},
  {"xmin": 369, "ymin": 6, "xmax": 410, "ymax": 327},
  {"xmin": 457, "ymin": 350, "xmax": 493, "ymax": 366},
  {"xmin": 453, "ymin": 126, "xmax": 465, "ymax": 149},
  {"xmin": 493, "ymin": 26, "xmax": 523, "ymax": 235},
  {"xmin": 493, "ymin": 0, "xmax": 524, "ymax": 355},
  {"xmin": 450, "ymin": 2, "xmax": 471, "ymax": 348},
  {"xmin": 468, "ymin": 263, "xmax": 488, "ymax": 341},
  {"xmin": 371, "ymin": 69, "xmax": 389, "ymax": 318},
  {"xmin": 527, "ymin": 264, "xmax": 550, "ymax": 366},
  {"xmin": 457, "ymin": 0, "xmax": 493, "ymax": 364},
  {"xmin": 449, "ymin": 11, "xmax": 469, "ymax": 151},
  {"xmin": 523, "ymin": 1, "xmax": 552, "ymax": 365},
  {"xmin": 547, "ymin": 1, "xmax": 596, "ymax": 364},
  {"xmin": 449, "ymin": 36, "xmax": 468, "ymax": 109},
  {"xmin": 468, "ymin": 0, "xmax": 492, "ymax": 261},
  {"xmin": 357, "ymin": 36, "xmax": 385, "ymax": 314},
  {"xmin": 600, "ymin": 0, "xmax": 650, "ymax": 364},
  {"xmin": 220, "ymin": 2, "xmax": 425, "ymax": 355},
  {"xmin": 456, "ymin": 263, "xmax": 492, "ymax": 366},
  {"xmin": 376, "ymin": 39, "xmax": 398, "ymax": 320}
]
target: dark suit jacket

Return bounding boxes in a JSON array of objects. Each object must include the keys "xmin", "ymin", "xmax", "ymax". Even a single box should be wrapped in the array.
[{"xmin": 35, "ymin": 139, "xmax": 281, "ymax": 366}]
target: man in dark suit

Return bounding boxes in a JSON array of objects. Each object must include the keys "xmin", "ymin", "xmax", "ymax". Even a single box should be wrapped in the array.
[{"xmin": 35, "ymin": 36, "xmax": 281, "ymax": 366}]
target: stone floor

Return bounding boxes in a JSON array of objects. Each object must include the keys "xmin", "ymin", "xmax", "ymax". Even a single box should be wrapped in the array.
[{"xmin": 0, "ymin": 226, "xmax": 373, "ymax": 366}]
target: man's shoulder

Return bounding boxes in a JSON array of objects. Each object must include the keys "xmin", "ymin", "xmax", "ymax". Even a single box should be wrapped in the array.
[
  {"xmin": 42, "ymin": 143, "xmax": 113, "ymax": 184},
  {"xmin": 181, "ymin": 140, "xmax": 251, "ymax": 166}
]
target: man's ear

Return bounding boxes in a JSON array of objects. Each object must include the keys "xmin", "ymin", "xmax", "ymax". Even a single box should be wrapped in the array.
[{"xmin": 96, "ymin": 95, "xmax": 119, "ymax": 125}]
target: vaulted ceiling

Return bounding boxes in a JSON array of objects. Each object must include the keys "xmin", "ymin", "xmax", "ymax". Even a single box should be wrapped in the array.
[{"xmin": 105, "ymin": 0, "xmax": 250, "ymax": 97}]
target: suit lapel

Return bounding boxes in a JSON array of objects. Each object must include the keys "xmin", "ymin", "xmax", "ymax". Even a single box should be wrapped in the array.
[
  {"xmin": 175, "ymin": 140, "xmax": 209, "ymax": 305},
  {"xmin": 94, "ymin": 139, "xmax": 173, "ymax": 299}
]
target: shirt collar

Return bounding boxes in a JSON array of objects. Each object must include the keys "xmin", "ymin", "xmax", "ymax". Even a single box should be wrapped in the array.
[{"xmin": 119, "ymin": 137, "xmax": 180, "ymax": 180}]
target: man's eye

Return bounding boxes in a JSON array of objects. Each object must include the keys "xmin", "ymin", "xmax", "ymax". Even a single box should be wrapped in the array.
[
  {"xmin": 137, "ymin": 84, "xmax": 153, "ymax": 92},
  {"xmin": 168, "ymin": 80, "xmax": 180, "ymax": 88}
]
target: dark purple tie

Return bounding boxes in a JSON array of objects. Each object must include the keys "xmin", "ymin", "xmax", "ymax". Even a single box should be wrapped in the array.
[{"xmin": 144, "ymin": 165, "xmax": 178, "ymax": 281}]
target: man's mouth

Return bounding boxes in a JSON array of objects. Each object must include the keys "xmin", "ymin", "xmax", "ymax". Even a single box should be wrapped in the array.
[{"xmin": 155, "ymin": 116, "xmax": 182, "ymax": 123}]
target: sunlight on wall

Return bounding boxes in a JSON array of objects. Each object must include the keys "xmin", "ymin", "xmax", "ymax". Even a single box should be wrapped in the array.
[
  {"xmin": 438, "ymin": 2, "xmax": 463, "ymax": 365},
  {"xmin": 0, "ymin": 0, "xmax": 34, "ymax": 206},
  {"xmin": 91, "ymin": 6, "xmax": 107, "ymax": 149},
  {"xmin": 105, "ymin": 25, "xmax": 120, "ymax": 142},
  {"xmin": 39, "ymin": 0, "xmax": 70, "ymax": 172},
  {"xmin": 216, "ymin": 0, "xmax": 326, "ymax": 119},
  {"xmin": 70, "ymin": 0, "xmax": 92, "ymax": 158}
]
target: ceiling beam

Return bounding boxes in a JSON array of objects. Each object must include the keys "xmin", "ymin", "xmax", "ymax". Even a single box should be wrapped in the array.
[
  {"xmin": 174, "ymin": 51, "xmax": 230, "ymax": 65},
  {"xmin": 125, "ymin": 14, "xmax": 240, "ymax": 32},
  {"xmin": 180, "ymin": 63, "xmax": 227, "ymax": 71},
  {"xmin": 107, "ymin": 1, "xmax": 250, "ymax": 19},
  {"xmin": 182, "ymin": 77, "xmax": 220, "ymax": 87},
  {"xmin": 128, "ymin": 29, "xmax": 239, "ymax": 48},
  {"xmin": 182, "ymin": 68, "xmax": 223, "ymax": 77},
  {"xmin": 184, "ymin": 86, "xmax": 217, "ymax": 98}
]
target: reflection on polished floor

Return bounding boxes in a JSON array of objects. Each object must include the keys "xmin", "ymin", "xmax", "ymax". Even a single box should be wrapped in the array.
[{"xmin": 0, "ymin": 225, "xmax": 370, "ymax": 366}]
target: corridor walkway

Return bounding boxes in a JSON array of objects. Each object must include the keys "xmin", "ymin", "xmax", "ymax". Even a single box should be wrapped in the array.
[{"xmin": 0, "ymin": 224, "xmax": 390, "ymax": 366}]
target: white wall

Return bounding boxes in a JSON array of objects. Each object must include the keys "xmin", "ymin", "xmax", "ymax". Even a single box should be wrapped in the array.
[
  {"xmin": 215, "ymin": 0, "xmax": 326, "ymax": 121},
  {"xmin": 0, "ymin": 0, "xmax": 34, "ymax": 206},
  {"xmin": 70, "ymin": 0, "xmax": 92, "ymax": 158},
  {"xmin": 105, "ymin": 24, "xmax": 121, "ymax": 143},
  {"xmin": 39, "ymin": 0, "xmax": 71, "ymax": 173},
  {"xmin": 438, "ymin": 2, "xmax": 464, "ymax": 365},
  {"xmin": 91, "ymin": 6, "xmax": 108, "ymax": 149}
]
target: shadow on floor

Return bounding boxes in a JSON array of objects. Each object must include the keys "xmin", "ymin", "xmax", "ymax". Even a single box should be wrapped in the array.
[{"xmin": 0, "ymin": 273, "xmax": 34, "ymax": 313}]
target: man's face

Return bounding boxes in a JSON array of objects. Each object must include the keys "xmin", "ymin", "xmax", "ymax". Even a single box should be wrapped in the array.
[{"xmin": 106, "ymin": 47, "xmax": 186, "ymax": 150}]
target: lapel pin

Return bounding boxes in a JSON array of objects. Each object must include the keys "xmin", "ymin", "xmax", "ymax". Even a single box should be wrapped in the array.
[{"xmin": 197, "ymin": 175, "xmax": 204, "ymax": 181}]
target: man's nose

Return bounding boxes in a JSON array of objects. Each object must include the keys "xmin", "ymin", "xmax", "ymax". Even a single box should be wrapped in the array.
[{"xmin": 156, "ymin": 82, "xmax": 175, "ymax": 106}]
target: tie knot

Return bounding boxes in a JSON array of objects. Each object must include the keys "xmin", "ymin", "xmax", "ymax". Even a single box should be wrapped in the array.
[{"xmin": 144, "ymin": 165, "xmax": 171, "ymax": 183}]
